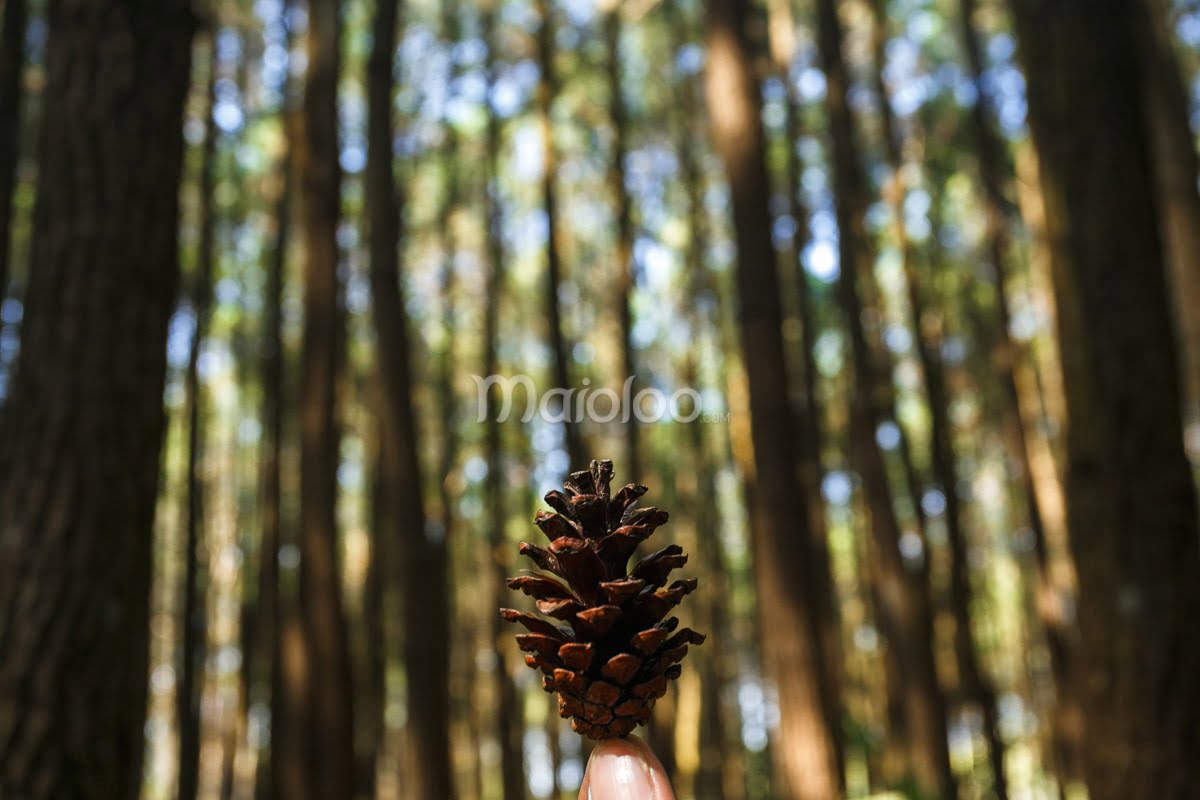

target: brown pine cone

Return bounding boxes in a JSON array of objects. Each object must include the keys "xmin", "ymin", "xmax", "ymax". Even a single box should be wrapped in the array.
[{"xmin": 500, "ymin": 459, "xmax": 704, "ymax": 740}]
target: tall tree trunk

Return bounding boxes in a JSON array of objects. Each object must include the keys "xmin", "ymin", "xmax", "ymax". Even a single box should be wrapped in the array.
[
  {"xmin": 604, "ymin": 7, "xmax": 638, "ymax": 479},
  {"xmin": 177, "ymin": 32, "xmax": 221, "ymax": 800},
  {"xmin": 769, "ymin": 11, "xmax": 847, "ymax": 778},
  {"xmin": 813, "ymin": 0, "xmax": 954, "ymax": 796},
  {"xmin": 704, "ymin": 1, "xmax": 841, "ymax": 796},
  {"xmin": 676, "ymin": 20, "xmax": 739, "ymax": 800},
  {"xmin": 366, "ymin": 0, "xmax": 455, "ymax": 796},
  {"xmin": 956, "ymin": 0, "xmax": 1079, "ymax": 786},
  {"xmin": 0, "ymin": 0, "xmax": 25, "ymax": 315},
  {"xmin": 673, "ymin": 18, "xmax": 739, "ymax": 795},
  {"xmin": 1138, "ymin": 0, "xmax": 1200, "ymax": 428},
  {"xmin": 436, "ymin": 3, "xmax": 468, "ymax": 790},
  {"xmin": 297, "ymin": 1, "xmax": 356, "ymax": 796},
  {"xmin": 360, "ymin": 435, "xmax": 389, "ymax": 798},
  {"xmin": 649, "ymin": 452, "xmax": 680, "ymax": 784},
  {"xmin": 435, "ymin": 78, "xmax": 464, "ymax": 800},
  {"xmin": 356, "ymin": 24, "xmax": 387, "ymax": 800},
  {"xmin": 869, "ymin": 2, "xmax": 1008, "ymax": 796},
  {"xmin": 1010, "ymin": 1, "xmax": 1200, "ymax": 794},
  {"xmin": 260, "ymin": 31, "xmax": 300, "ymax": 799},
  {"xmin": 535, "ymin": 0, "xmax": 584, "ymax": 469},
  {"xmin": 480, "ymin": 6, "xmax": 526, "ymax": 798},
  {"xmin": 0, "ymin": 1, "xmax": 193, "ymax": 796},
  {"xmin": 546, "ymin": 705, "xmax": 562, "ymax": 799},
  {"xmin": 221, "ymin": 45, "xmax": 257, "ymax": 800}
]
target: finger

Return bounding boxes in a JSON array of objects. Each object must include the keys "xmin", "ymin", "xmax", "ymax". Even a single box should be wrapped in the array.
[{"xmin": 577, "ymin": 734, "xmax": 676, "ymax": 800}]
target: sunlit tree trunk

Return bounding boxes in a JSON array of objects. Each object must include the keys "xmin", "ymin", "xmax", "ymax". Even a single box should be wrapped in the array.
[
  {"xmin": 705, "ymin": 0, "xmax": 841, "ymax": 796},
  {"xmin": 435, "ymin": 47, "xmax": 467, "ymax": 796},
  {"xmin": 0, "ymin": 0, "xmax": 25, "ymax": 315},
  {"xmin": 219, "ymin": 43, "xmax": 258, "ymax": 797},
  {"xmin": 648, "ymin": 453, "xmax": 681, "ymax": 783},
  {"xmin": 814, "ymin": 0, "xmax": 954, "ymax": 796},
  {"xmin": 869, "ymin": 2, "xmax": 1008, "ymax": 796},
  {"xmin": 359, "ymin": 436, "xmax": 389, "ymax": 798},
  {"xmin": 297, "ymin": 1, "xmax": 357, "ymax": 795},
  {"xmin": 670, "ymin": 17, "xmax": 738, "ymax": 797},
  {"xmin": 177, "ymin": 32, "xmax": 221, "ymax": 800},
  {"xmin": 0, "ymin": 1, "xmax": 193, "ymax": 795},
  {"xmin": 545, "ymin": 705, "xmax": 562, "ymax": 798},
  {"xmin": 1138, "ymin": 0, "xmax": 1200, "ymax": 430},
  {"xmin": 259, "ymin": 31, "xmax": 301, "ymax": 798},
  {"xmin": 366, "ymin": 0, "xmax": 455, "ymax": 795},
  {"xmin": 604, "ymin": 6, "xmax": 639, "ymax": 479},
  {"xmin": 768, "ymin": 10, "xmax": 846, "ymax": 777},
  {"xmin": 480, "ymin": 6, "xmax": 526, "ymax": 798},
  {"xmin": 1011, "ymin": 0, "xmax": 1200, "ymax": 794},
  {"xmin": 956, "ymin": 0, "xmax": 1080, "ymax": 786},
  {"xmin": 535, "ymin": 0, "xmax": 584, "ymax": 469}
]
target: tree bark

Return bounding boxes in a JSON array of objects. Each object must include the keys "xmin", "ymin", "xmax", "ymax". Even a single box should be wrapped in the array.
[
  {"xmin": 814, "ymin": 0, "xmax": 954, "ymax": 796},
  {"xmin": 770, "ymin": 19, "xmax": 847, "ymax": 781},
  {"xmin": 870, "ymin": 3, "xmax": 1009, "ymax": 796},
  {"xmin": 604, "ymin": 8, "xmax": 639, "ymax": 480},
  {"xmin": 672, "ymin": 10, "xmax": 734, "ymax": 796},
  {"xmin": 434, "ymin": 4, "xmax": 466, "ymax": 789},
  {"xmin": 297, "ymin": 1, "xmax": 357, "ymax": 796},
  {"xmin": 177, "ymin": 32, "xmax": 221, "ymax": 800},
  {"xmin": 1010, "ymin": 0, "xmax": 1200, "ymax": 794},
  {"xmin": 0, "ymin": 0, "xmax": 25, "ymax": 315},
  {"xmin": 672, "ymin": 21, "xmax": 739, "ymax": 796},
  {"xmin": 704, "ymin": 0, "xmax": 841, "ymax": 796},
  {"xmin": 956, "ymin": 0, "xmax": 1081, "ymax": 786},
  {"xmin": 0, "ymin": 1, "xmax": 193, "ymax": 796},
  {"xmin": 360, "ymin": 435, "xmax": 388, "ymax": 798},
  {"xmin": 260, "ymin": 25, "xmax": 301, "ymax": 798},
  {"xmin": 481, "ymin": 6, "xmax": 526, "ymax": 798},
  {"xmin": 1138, "ymin": 0, "xmax": 1200, "ymax": 429},
  {"xmin": 366, "ymin": 0, "xmax": 455, "ymax": 795},
  {"xmin": 535, "ymin": 0, "xmax": 585, "ymax": 469}
]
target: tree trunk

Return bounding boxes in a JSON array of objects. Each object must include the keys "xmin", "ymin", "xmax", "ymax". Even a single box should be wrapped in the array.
[
  {"xmin": 546, "ymin": 703, "xmax": 562, "ymax": 799},
  {"xmin": 535, "ymin": 0, "xmax": 584, "ymax": 469},
  {"xmin": 435, "ymin": 4, "xmax": 467, "ymax": 790},
  {"xmin": 604, "ymin": 8, "xmax": 639, "ymax": 479},
  {"xmin": 814, "ymin": 0, "xmax": 954, "ymax": 796},
  {"xmin": 366, "ymin": 0, "xmax": 455, "ymax": 795},
  {"xmin": 297, "ymin": 1, "xmax": 357, "ymax": 796},
  {"xmin": 177, "ymin": 32, "xmax": 221, "ymax": 800},
  {"xmin": 360, "ymin": 435, "xmax": 389, "ymax": 798},
  {"xmin": 704, "ymin": 0, "xmax": 841, "ymax": 796},
  {"xmin": 0, "ymin": 1, "xmax": 193, "ymax": 796},
  {"xmin": 0, "ymin": 0, "xmax": 25, "ymax": 314},
  {"xmin": 770, "ymin": 17, "xmax": 847, "ymax": 780},
  {"xmin": 870, "ymin": 2, "xmax": 1008, "ymax": 796},
  {"xmin": 260, "ymin": 27, "xmax": 300, "ymax": 798},
  {"xmin": 1138, "ymin": 0, "xmax": 1200, "ymax": 430},
  {"xmin": 956, "ymin": 0, "xmax": 1080, "ymax": 787},
  {"xmin": 481, "ymin": 7, "xmax": 526, "ymax": 798},
  {"xmin": 673, "ymin": 23, "xmax": 740, "ymax": 797},
  {"xmin": 1010, "ymin": 0, "xmax": 1200, "ymax": 794}
]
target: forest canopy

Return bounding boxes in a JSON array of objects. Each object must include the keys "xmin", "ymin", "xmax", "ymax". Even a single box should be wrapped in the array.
[{"xmin": 0, "ymin": 0, "xmax": 1198, "ymax": 798}]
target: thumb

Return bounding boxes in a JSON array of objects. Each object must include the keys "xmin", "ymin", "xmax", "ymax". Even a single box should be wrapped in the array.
[{"xmin": 578, "ymin": 734, "xmax": 676, "ymax": 800}]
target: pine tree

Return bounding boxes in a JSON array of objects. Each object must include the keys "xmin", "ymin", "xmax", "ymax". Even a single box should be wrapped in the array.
[
  {"xmin": 1011, "ymin": 0, "xmax": 1200, "ymax": 793},
  {"xmin": 0, "ymin": 1, "xmax": 194, "ymax": 795}
]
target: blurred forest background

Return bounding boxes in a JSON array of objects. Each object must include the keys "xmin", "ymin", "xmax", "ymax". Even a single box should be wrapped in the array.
[{"xmin": 1, "ymin": 0, "xmax": 1199, "ymax": 798}]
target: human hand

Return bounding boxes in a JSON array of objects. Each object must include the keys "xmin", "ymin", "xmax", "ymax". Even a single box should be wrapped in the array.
[{"xmin": 577, "ymin": 735, "xmax": 676, "ymax": 800}]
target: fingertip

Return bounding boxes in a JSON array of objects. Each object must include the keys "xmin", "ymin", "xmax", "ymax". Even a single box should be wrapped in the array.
[{"xmin": 581, "ymin": 734, "xmax": 676, "ymax": 800}]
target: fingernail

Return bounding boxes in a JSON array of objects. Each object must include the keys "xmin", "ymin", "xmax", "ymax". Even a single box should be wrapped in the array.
[{"xmin": 588, "ymin": 742, "xmax": 656, "ymax": 799}]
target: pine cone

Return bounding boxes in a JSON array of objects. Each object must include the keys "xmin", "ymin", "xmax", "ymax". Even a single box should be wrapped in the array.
[{"xmin": 501, "ymin": 459, "xmax": 705, "ymax": 740}]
